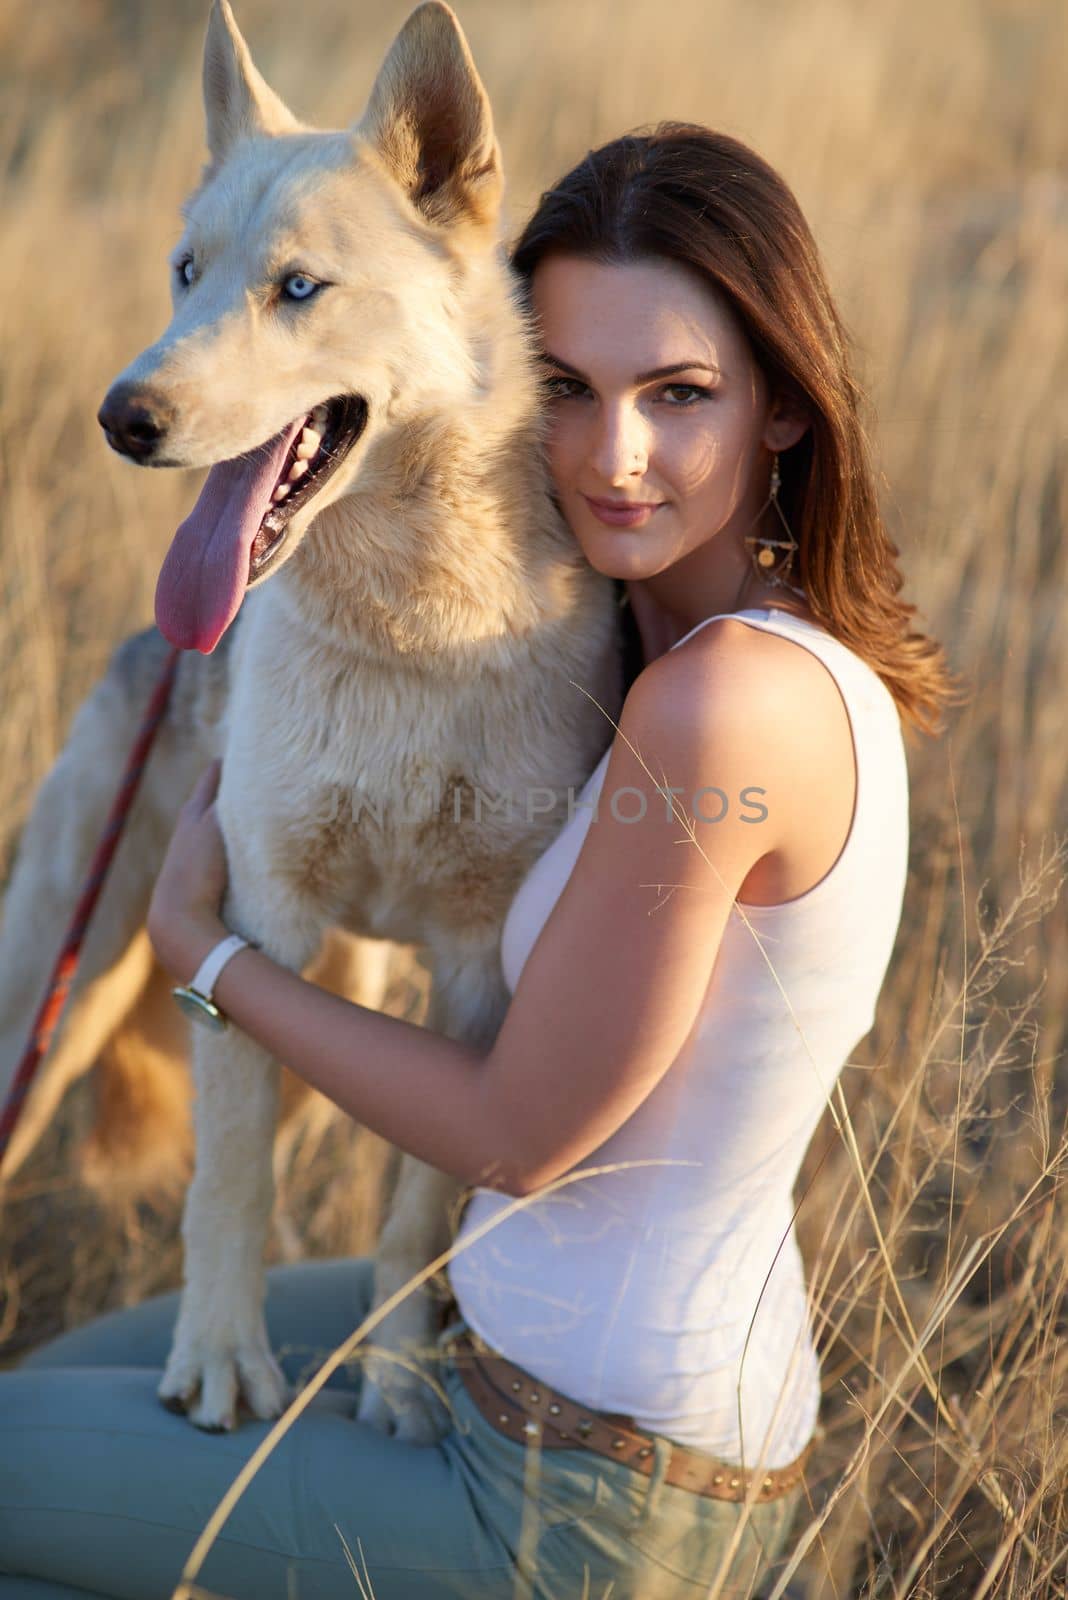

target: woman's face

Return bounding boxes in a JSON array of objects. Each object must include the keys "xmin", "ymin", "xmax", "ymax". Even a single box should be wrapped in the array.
[{"xmin": 531, "ymin": 254, "xmax": 799, "ymax": 586}]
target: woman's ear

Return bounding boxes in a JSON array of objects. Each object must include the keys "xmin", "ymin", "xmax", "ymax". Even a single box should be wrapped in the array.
[{"xmin": 763, "ymin": 392, "xmax": 811, "ymax": 454}]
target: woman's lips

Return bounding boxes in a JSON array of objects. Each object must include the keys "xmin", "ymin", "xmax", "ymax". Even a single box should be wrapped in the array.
[{"xmin": 582, "ymin": 495, "xmax": 665, "ymax": 528}]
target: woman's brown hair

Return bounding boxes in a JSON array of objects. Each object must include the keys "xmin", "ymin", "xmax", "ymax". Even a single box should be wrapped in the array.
[{"xmin": 512, "ymin": 124, "xmax": 968, "ymax": 738}]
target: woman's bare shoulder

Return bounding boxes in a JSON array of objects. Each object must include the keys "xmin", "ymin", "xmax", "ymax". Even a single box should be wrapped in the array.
[
  {"xmin": 634, "ymin": 609, "xmax": 821, "ymax": 702},
  {"xmin": 630, "ymin": 614, "xmax": 857, "ymax": 899},
  {"xmin": 632, "ymin": 613, "xmax": 853, "ymax": 790}
]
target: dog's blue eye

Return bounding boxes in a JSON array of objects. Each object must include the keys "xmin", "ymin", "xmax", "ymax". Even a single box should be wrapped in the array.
[
  {"xmin": 283, "ymin": 274, "xmax": 320, "ymax": 302},
  {"xmin": 177, "ymin": 256, "xmax": 195, "ymax": 287}
]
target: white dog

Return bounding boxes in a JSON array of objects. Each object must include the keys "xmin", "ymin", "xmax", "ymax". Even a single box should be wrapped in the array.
[{"xmin": 0, "ymin": 0, "xmax": 621, "ymax": 1438}]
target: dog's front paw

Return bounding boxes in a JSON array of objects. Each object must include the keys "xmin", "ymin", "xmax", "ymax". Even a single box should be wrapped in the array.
[
  {"xmin": 356, "ymin": 1349, "xmax": 451, "ymax": 1443},
  {"xmin": 159, "ymin": 1316, "xmax": 288, "ymax": 1432}
]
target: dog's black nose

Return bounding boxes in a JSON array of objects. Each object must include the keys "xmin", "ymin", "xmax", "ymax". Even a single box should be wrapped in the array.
[{"xmin": 97, "ymin": 383, "xmax": 173, "ymax": 461}]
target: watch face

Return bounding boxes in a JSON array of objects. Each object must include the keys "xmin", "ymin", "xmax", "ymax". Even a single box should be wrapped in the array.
[{"xmin": 171, "ymin": 987, "xmax": 229, "ymax": 1033}]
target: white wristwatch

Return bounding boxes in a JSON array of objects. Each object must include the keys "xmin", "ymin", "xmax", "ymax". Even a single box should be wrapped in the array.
[{"xmin": 171, "ymin": 932, "xmax": 259, "ymax": 1032}]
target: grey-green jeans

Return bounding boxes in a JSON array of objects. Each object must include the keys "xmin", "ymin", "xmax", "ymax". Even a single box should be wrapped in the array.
[{"xmin": 0, "ymin": 1257, "xmax": 801, "ymax": 1598}]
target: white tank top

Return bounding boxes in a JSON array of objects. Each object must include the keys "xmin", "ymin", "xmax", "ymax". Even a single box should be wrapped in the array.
[{"xmin": 449, "ymin": 607, "xmax": 910, "ymax": 1467}]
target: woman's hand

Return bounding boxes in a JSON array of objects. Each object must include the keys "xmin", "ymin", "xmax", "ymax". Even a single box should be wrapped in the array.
[{"xmin": 147, "ymin": 758, "xmax": 230, "ymax": 984}]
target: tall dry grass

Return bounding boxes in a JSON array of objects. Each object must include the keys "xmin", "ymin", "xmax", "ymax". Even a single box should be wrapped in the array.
[{"xmin": 1, "ymin": 0, "xmax": 1066, "ymax": 1594}]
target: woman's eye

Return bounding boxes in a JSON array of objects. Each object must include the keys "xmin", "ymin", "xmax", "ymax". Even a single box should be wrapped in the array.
[
  {"xmin": 543, "ymin": 374, "xmax": 588, "ymax": 399},
  {"xmin": 283, "ymin": 273, "xmax": 321, "ymax": 302},
  {"xmin": 177, "ymin": 256, "xmax": 195, "ymax": 287},
  {"xmin": 660, "ymin": 383, "xmax": 711, "ymax": 406}
]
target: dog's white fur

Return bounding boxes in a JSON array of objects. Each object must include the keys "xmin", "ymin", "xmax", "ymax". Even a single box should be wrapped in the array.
[{"xmin": 0, "ymin": 0, "xmax": 621, "ymax": 1437}]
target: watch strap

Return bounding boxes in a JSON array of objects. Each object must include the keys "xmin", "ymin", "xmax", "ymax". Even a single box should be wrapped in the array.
[{"xmin": 188, "ymin": 932, "xmax": 257, "ymax": 1002}]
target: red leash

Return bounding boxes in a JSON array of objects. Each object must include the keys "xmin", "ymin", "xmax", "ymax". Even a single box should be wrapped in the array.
[{"xmin": 0, "ymin": 641, "xmax": 183, "ymax": 1165}]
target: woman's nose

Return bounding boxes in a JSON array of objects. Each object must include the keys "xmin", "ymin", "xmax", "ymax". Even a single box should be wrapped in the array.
[{"xmin": 589, "ymin": 404, "xmax": 649, "ymax": 485}]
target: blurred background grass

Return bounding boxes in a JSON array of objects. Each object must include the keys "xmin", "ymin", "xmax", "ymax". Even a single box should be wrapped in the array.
[{"xmin": 1, "ymin": 0, "xmax": 1066, "ymax": 1593}]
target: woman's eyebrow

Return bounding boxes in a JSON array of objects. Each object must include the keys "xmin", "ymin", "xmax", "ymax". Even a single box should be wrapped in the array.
[{"xmin": 539, "ymin": 352, "xmax": 722, "ymax": 383}]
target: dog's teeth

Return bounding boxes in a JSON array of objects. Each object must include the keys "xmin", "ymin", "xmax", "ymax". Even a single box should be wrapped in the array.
[
  {"xmin": 287, "ymin": 458, "xmax": 309, "ymax": 483},
  {"xmin": 272, "ymin": 483, "xmax": 291, "ymax": 502},
  {"xmin": 295, "ymin": 428, "xmax": 321, "ymax": 460}
]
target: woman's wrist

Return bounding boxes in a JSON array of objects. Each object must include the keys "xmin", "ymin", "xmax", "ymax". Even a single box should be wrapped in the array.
[{"xmin": 150, "ymin": 912, "xmax": 230, "ymax": 988}]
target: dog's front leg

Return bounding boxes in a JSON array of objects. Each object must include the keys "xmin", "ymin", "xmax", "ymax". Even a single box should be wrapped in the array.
[
  {"xmin": 158, "ymin": 1018, "xmax": 288, "ymax": 1430},
  {"xmin": 158, "ymin": 849, "xmax": 323, "ymax": 1432},
  {"xmin": 356, "ymin": 945, "xmax": 509, "ymax": 1442},
  {"xmin": 356, "ymin": 1156, "xmax": 461, "ymax": 1441}
]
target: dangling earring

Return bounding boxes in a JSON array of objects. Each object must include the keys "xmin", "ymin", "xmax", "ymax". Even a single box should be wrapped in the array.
[{"xmin": 743, "ymin": 454, "xmax": 806, "ymax": 600}]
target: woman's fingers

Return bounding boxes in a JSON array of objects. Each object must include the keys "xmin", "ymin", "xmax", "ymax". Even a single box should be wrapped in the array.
[{"xmin": 184, "ymin": 757, "xmax": 222, "ymax": 813}]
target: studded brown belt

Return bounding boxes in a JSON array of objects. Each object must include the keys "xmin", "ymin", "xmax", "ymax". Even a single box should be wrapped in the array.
[{"xmin": 447, "ymin": 1330, "xmax": 813, "ymax": 1505}]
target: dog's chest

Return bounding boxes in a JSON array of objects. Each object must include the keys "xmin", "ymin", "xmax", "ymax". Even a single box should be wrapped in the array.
[
  {"xmin": 227, "ymin": 604, "xmax": 571, "ymax": 944},
  {"xmin": 264, "ymin": 752, "xmax": 555, "ymax": 945}
]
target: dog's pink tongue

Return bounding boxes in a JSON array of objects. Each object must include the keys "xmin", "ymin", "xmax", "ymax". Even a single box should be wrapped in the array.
[{"xmin": 155, "ymin": 416, "xmax": 306, "ymax": 654}]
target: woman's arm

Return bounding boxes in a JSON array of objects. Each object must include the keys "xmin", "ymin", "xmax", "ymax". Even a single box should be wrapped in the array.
[
  {"xmin": 171, "ymin": 924, "xmax": 503, "ymax": 1186},
  {"xmin": 149, "ymin": 622, "xmax": 791, "ymax": 1197}
]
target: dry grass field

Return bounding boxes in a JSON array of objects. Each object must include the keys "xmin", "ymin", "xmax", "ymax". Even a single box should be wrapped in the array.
[{"xmin": 1, "ymin": 0, "xmax": 1066, "ymax": 1594}]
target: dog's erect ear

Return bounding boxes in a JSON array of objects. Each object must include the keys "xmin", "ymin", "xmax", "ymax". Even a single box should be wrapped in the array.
[
  {"xmin": 359, "ymin": 2, "xmax": 503, "ymax": 230},
  {"xmin": 202, "ymin": 0, "xmax": 299, "ymax": 166}
]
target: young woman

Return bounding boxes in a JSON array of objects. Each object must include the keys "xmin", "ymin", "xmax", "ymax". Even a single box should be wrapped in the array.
[{"xmin": 0, "ymin": 126, "xmax": 958, "ymax": 1600}]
